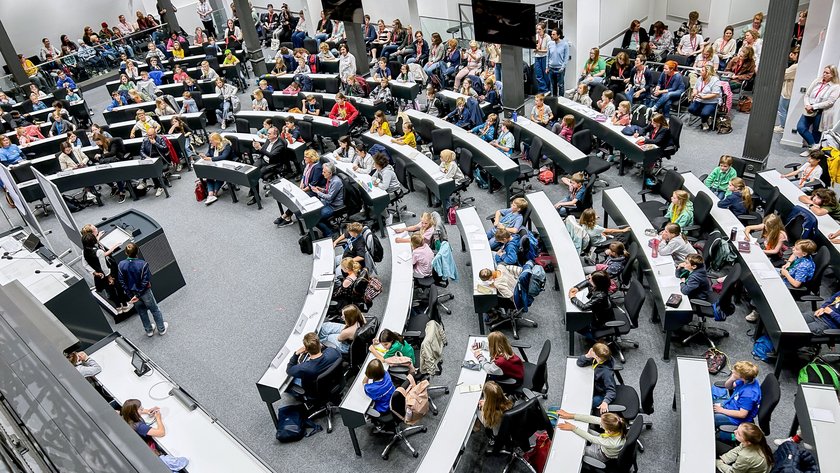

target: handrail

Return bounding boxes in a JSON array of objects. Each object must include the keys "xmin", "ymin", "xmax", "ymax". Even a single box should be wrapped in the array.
[{"xmin": 599, "ymin": 16, "xmax": 649, "ymax": 50}]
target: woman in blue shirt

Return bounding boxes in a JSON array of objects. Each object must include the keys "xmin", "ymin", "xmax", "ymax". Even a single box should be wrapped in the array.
[
  {"xmin": 712, "ymin": 361, "xmax": 762, "ymax": 433},
  {"xmin": 0, "ymin": 135, "xmax": 25, "ymax": 166}
]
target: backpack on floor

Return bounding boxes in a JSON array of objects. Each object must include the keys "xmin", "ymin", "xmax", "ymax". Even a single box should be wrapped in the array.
[
  {"xmin": 298, "ymin": 234, "xmax": 313, "ymax": 254},
  {"xmin": 523, "ymin": 431, "xmax": 551, "ymax": 473},
  {"xmin": 631, "ymin": 104, "xmax": 649, "ymax": 128},
  {"xmin": 447, "ymin": 206, "xmax": 458, "ymax": 225},
  {"xmin": 771, "ymin": 440, "xmax": 819, "ymax": 473},
  {"xmin": 798, "ymin": 359, "xmax": 840, "ymax": 391},
  {"xmin": 275, "ymin": 404, "xmax": 320, "ymax": 442},
  {"xmin": 751, "ymin": 335, "xmax": 775, "ymax": 362},
  {"xmin": 537, "ymin": 168, "xmax": 554, "ymax": 185}
]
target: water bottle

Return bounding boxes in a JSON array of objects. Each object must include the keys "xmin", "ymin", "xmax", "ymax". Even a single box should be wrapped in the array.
[
  {"xmin": 512, "ymin": 111, "xmax": 518, "ymax": 122},
  {"xmin": 651, "ymin": 238, "xmax": 659, "ymax": 258},
  {"xmin": 730, "ymin": 227, "xmax": 737, "ymax": 241}
]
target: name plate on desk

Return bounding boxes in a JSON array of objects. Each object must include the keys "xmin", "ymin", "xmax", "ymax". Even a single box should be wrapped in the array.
[
  {"xmin": 270, "ymin": 347, "xmax": 290, "ymax": 369},
  {"xmin": 56, "ymin": 170, "xmax": 74, "ymax": 177},
  {"xmin": 293, "ymin": 313, "xmax": 308, "ymax": 334},
  {"xmin": 96, "ymin": 164, "xmax": 113, "ymax": 169}
]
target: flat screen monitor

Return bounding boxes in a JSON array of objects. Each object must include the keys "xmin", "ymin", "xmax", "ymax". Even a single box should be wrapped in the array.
[
  {"xmin": 321, "ymin": 0, "xmax": 363, "ymax": 23},
  {"xmin": 22, "ymin": 233, "xmax": 41, "ymax": 252},
  {"xmin": 131, "ymin": 351, "xmax": 150, "ymax": 376},
  {"xmin": 472, "ymin": 0, "xmax": 536, "ymax": 49}
]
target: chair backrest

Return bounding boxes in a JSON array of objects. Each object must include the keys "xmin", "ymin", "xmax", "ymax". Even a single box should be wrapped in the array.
[
  {"xmin": 389, "ymin": 378, "xmax": 408, "ymax": 418},
  {"xmin": 615, "ymin": 415, "xmax": 644, "ymax": 472},
  {"xmin": 312, "ymin": 358, "xmax": 345, "ymax": 401},
  {"xmin": 588, "ymin": 83, "xmax": 607, "ymax": 108},
  {"xmin": 572, "ymin": 130, "xmax": 593, "ymax": 154},
  {"xmin": 668, "ymin": 116, "xmax": 683, "ymax": 150},
  {"xmin": 495, "ymin": 396, "xmax": 553, "ymax": 453},
  {"xmin": 527, "ymin": 135, "xmax": 543, "ymax": 164},
  {"xmin": 623, "ymin": 279, "xmax": 645, "ymax": 327},
  {"xmin": 431, "ymin": 128, "xmax": 453, "ymax": 156},
  {"xmin": 757, "ymin": 373, "xmax": 780, "ymax": 435},
  {"xmin": 325, "ymin": 77, "xmax": 340, "ymax": 93},
  {"xmin": 235, "ymin": 118, "xmax": 250, "ymax": 133},
  {"xmin": 717, "ymin": 262, "xmax": 742, "ymax": 313},
  {"xmin": 457, "ymin": 148, "xmax": 473, "ymax": 178},
  {"xmin": 761, "ymin": 187, "xmax": 779, "ymax": 218},
  {"xmin": 338, "ymin": 174, "xmax": 363, "ymax": 215},
  {"xmin": 658, "ymin": 169, "xmax": 684, "ymax": 201},
  {"xmin": 348, "ymin": 317, "xmax": 378, "ymax": 369},
  {"xmin": 530, "ymin": 339, "xmax": 551, "ymax": 394},
  {"xmin": 665, "ymin": 54, "xmax": 689, "ymax": 66},
  {"xmin": 638, "ymin": 358, "xmax": 658, "ymax": 415},
  {"xmin": 614, "ymin": 93, "xmax": 628, "ymax": 107},
  {"xmin": 393, "ymin": 158, "xmax": 410, "ymax": 189},
  {"xmin": 297, "ymin": 120, "xmax": 313, "ymax": 142},
  {"xmin": 620, "ymin": 242, "xmax": 640, "ymax": 287},
  {"xmin": 805, "ymin": 246, "xmax": 831, "ymax": 295},
  {"xmin": 785, "ymin": 214, "xmax": 804, "ymax": 242},
  {"xmin": 692, "ymin": 191, "xmax": 714, "ymax": 231},
  {"xmin": 420, "ymin": 118, "xmax": 435, "ymax": 143},
  {"xmin": 731, "ymin": 157, "xmax": 747, "ymax": 177}
]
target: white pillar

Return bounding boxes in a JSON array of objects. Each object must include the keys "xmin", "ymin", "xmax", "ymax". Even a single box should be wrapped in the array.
[
  {"xmin": 564, "ymin": 0, "xmax": 601, "ymax": 91},
  {"xmin": 706, "ymin": 0, "xmax": 733, "ymax": 40},
  {"xmin": 781, "ymin": 0, "xmax": 839, "ymax": 147}
]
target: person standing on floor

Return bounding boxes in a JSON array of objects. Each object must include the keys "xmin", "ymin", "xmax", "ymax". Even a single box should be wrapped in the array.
[
  {"xmin": 118, "ymin": 243, "xmax": 168, "ymax": 337},
  {"xmin": 533, "ymin": 22, "xmax": 550, "ymax": 94},
  {"xmin": 197, "ymin": 0, "xmax": 215, "ymax": 36}
]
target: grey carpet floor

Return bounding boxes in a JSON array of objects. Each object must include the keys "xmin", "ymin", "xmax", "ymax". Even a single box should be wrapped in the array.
[{"xmin": 7, "ymin": 67, "xmax": 838, "ymax": 473}]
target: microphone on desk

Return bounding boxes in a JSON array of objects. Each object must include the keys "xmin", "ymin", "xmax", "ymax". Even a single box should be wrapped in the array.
[{"xmin": 34, "ymin": 265, "xmax": 65, "ymax": 275}]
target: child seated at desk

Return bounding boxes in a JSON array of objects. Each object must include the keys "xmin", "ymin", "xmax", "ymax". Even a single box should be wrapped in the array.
[
  {"xmin": 556, "ymin": 410, "xmax": 627, "ymax": 463},
  {"xmin": 611, "ymin": 100, "xmax": 631, "ymax": 126},
  {"xmin": 257, "ymin": 118, "xmax": 272, "ymax": 139},
  {"xmin": 717, "ymin": 177, "xmax": 753, "ymax": 217},
  {"xmin": 444, "ymin": 97, "xmax": 470, "ymax": 128},
  {"xmin": 492, "ymin": 228, "xmax": 520, "ymax": 265},
  {"xmin": 530, "ymin": 93, "xmax": 553, "ymax": 127},
  {"xmin": 475, "ymin": 381, "xmax": 513, "ymax": 436},
  {"xmin": 712, "ymin": 361, "xmax": 762, "ymax": 432},
  {"xmin": 677, "ymin": 254, "xmax": 711, "ymax": 300},
  {"xmin": 657, "ymin": 223, "xmax": 697, "ymax": 263},
  {"xmin": 487, "ymin": 197, "xmax": 527, "ymax": 242},
  {"xmin": 180, "ymin": 91, "xmax": 198, "ymax": 113},
  {"xmin": 704, "ymin": 155, "xmax": 738, "ymax": 199},
  {"xmin": 281, "ymin": 116, "xmax": 302, "ymax": 144},
  {"xmin": 333, "ymin": 135, "xmax": 356, "ymax": 163},
  {"xmin": 369, "ymin": 329, "xmax": 416, "ymax": 366},
  {"xmin": 554, "ymin": 172, "xmax": 587, "ymax": 217},
  {"xmin": 569, "ymin": 272, "xmax": 614, "ymax": 335},
  {"xmin": 568, "ymin": 83, "xmax": 593, "ymax": 108},
  {"xmin": 363, "ymin": 359, "xmax": 396, "ymax": 414},
  {"xmin": 798, "ymin": 188, "xmax": 840, "ymax": 220},
  {"xmin": 287, "ymin": 332, "xmax": 341, "ymax": 390},
  {"xmin": 251, "ymin": 89, "xmax": 269, "ymax": 111},
  {"xmin": 743, "ymin": 214, "xmax": 788, "ymax": 265},
  {"xmin": 802, "ymin": 289, "xmax": 840, "ymax": 335},
  {"xmin": 120, "ymin": 399, "xmax": 189, "ymax": 470},
  {"xmin": 369, "ymin": 110, "xmax": 391, "ymax": 136},
  {"xmin": 597, "ymin": 90, "xmax": 616, "ymax": 117},
  {"xmin": 472, "ymin": 331, "xmax": 524, "ymax": 389},
  {"xmin": 106, "ymin": 91, "xmax": 128, "ymax": 111},
  {"xmin": 781, "ymin": 150, "xmax": 823, "ymax": 189},
  {"xmin": 333, "ymin": 223, "xmax": 367, "ymax": 275},
  {"xmin": 576, "ymin": 343, "xmax": 616, "ymax": 414},
  {"xmin": 302, "ymin": 94, "xmax": 321, "ymax": 116},
  {"xmin": 551, "ymin": 114, "xmax": 575, "ymax": 142},
  {"xmin": 570, "ymin": 208, "xmax": 631, "ymax": 251},
  {"xmin": 351, "ymin": 140, "xmax": 374, "ymax": 174},
  {"xmin": 715, "ymin": 423, "xmax": 774, "ymax": 473},
  {"xmin": 664, "ymin": 190, "xmax": 695, "ymax": 229},
  {"xmin": 779, "ymin": 239, "xmax": 816, "ymax": 289},
  {"xmin": 470, "ymin": 113, "xmax": 497, "ymax": 142},
  {"xmin": 318, "ymin": 303, "xmax": 364, "ymax": 354},
  {"xmin": 584, "ymin": 242, "xmax": 629, "ymax": 286},
  {"xmin": 396, "ymin": 212, "xmax": 435, "ymax": 245},
  {"xmin": 391, "ymin": 121, "xmax": 416, "ymax": 149},
  {"xmin": 408, "ymin": 233, "xmax": 434, "ymax": 278},
  {"xmin": 490, "ymin": 119, "xmax": 516, "ymax": 158}
]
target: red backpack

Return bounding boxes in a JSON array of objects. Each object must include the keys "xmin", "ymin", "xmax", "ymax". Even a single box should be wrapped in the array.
[
  {"xmin": 523, "ymin": 431, "xmax": 551, "ymax": 472},
  {"xmin": 194, "ymin": 179, "xmax": 207, "ymax": 202},
  {"xmin": 537, "ymin": 168, "xmax": 554, "ymax": 185}
]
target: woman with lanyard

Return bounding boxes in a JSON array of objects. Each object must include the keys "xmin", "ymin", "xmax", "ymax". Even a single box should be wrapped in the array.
[
  {"xmin": 723, "ymin": 46, "xmax": 756, "ymax": 91},
  {"xmin": 792, "ymin": 10, "xmax": 807, "ymax": 47},
  {"xmin": 796, "ymin": 65, "xmax": 840, "ymax": 156},
  {"xmin": 647, "ymin": 60, "xmax": 685, "ymax": 119},
  {"xmin": 649, "ymin": 21, "xmax": 672, "ymax": 62},
  {"xmin": 579, "ymin": 47, "xmax": 606, "ymax": 86},
  {"xmin": 607, "ymin": 51, "xmax": 632, "ymax": 98},
  {"xmin": 687, "ymin": 65, "xmax": 722, "ymax": 131},
  {"xmin": 80, "ymin": 224, "xmax": 131, "ymax": 313},
  {"xmin": 422, "ymin": 33, "xmax": 445, "ymax": 78},
  {"xmin": 712, "ymin": 26, "xmax": 737, "ymax": 71},
  {"xmin": 621, "ymin": 19, "xmax": 648, "ymax": 51},
  {"xmin": 676, "ymin": 25, "xmax": 704, "ymax": 63},
  {"xmin": 627, "ymin": 55, "xmax": 652, "ymax": 105}
]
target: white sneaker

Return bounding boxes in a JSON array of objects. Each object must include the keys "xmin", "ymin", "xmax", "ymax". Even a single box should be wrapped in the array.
[
  {"xmin": 85, "ymin": 191, "xmax": 97, "ymax": 201},
  {"xmin": 205, "ymin": 195, "xmax": 218, "ymax": 205},
  {"xmin": 773, "ymin": 437, "xmax": 793, "ymax": 446},
  {"xmin": 773, "ymin": 126, "xmax": 784, "ymax": 134},
  {"xmin": 158, "ymin": 321, "xmax": 169, "ymax": 335},
  {"xmin": 800, "ymin": 150, "xmax": 811, "ymax": 157},
  {"xmin": 146, "ymin": 322, "xmax": 156, "ymax": 337},
  {"xmin": 745, "ymin": 310, "xmax": 759, "ymax": 323},
  {"xmin": 155, "ymin": 187, "xmax": 164, "ymax": 197},
  {"xmin": 220, "ymin": 121, "xmax": 227, "ymax": 130}
]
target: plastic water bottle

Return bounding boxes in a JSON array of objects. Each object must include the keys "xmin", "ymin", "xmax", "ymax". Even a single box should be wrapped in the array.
[
  {"xmin": 512, "ymin": 111, "xmax": 518, "ymax": 122},
  {"xmin": 651, "ymin": 239, "xmax": 659, "ymax": 258}
]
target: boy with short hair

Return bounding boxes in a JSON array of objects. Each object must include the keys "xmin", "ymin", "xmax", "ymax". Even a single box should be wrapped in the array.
[
  {"xmin": 286, "ymin": 332, "xmax": 341, "ymax": 391},
  {"xmin": 712, "ymin": 360, "xmax": 761, "ymax": 431},
  {"xmin": 363, "ymin": 359, "xmax": 396, "ymax": 414},
  {"xmin": 704, "ymin": 155, "xmax": 737, "ymax": 199},
  {"xmin": 493, "ymin": 228, "xmax": 520, "ymax": 265},
  {"xmin": 576, "ymin": 343, "xmax": 616, "ymax": 414},
  {"xmin": 554, "ymin": 172, "xmax": 587, "ymax": 217},
  {"xmin": 487, "ymin": 197, "xmax": 528, "ymax": 241},
  {"xmin": 678, "ymin": 253, "xmax": 710, "ymax": 300},
  {"xmin": 780, "ymin": 239, "xmax": 816, "ymax": 289}
]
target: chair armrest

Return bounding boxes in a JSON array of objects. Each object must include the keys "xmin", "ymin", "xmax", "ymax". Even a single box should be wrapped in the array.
[
  {"xmin": 511, "ymin": 340, "xmax": 531, "ymax": 361},
  {"xmin": 683, "ymin": 224, "xmax": 700, "ymax": 233},
  {"xmin": 719, "ymin": 424, "xmax": 737, "ymax": 433},
  {"xmin": 713, "ymin": 381, "xmax": 728, "ymax": 388},
  {"xmin": 612, "ymin": 364, "xmax": 624, "ymax": 372},
  {"xmin": 494, "ymin": 377, "xmax": 518, "ymax": 385},
  {"xmin": 824, "ymin": 329, "xmax": 840, "ymax": 336},
  {"xmin": 699, "ymin": 174, "xmax": 708, "ymax": 181},
  {"xmin": 582, "ymin": 456, "xmax": 607, "ymax": 471},
  {"xmin": 802, "ymin": 179, "xmax": 823, "ymax": 188},
  {"xmin": 366, "ymin": 407, "xmax": 381, "ymax": 418},
  {"xmin": 404, "ymin": 330, "xmax": 422, "ymax": 338},
  {"xmin": 800, "ymin": 295, "xmax": 823, "ymax": 302},
  {"xmin": 784, "ymin": 162, "xmax": 800, "ymax": 170},
  {"xmin": 289, "ymin": 384, "xmax": 305, "ymax": 396},
  {"xmin": 522, "ymin": 388, "xmax": 538, "ymax": 400},
  {"xmin": 690, "ymin": 299, "xmax": 712, "ymax": 307},
  {"xmin": 389, "ymin": 365, "xmax": 411, "ymax": 376},
  {"xmin": 607, "ymin": 404, "xmax": 627, "ymax": 413},
  {"xmin": 737, "ymin": 214, "xmax": 759, "ymax": 224},
  {"xmin": 788, "ymin": 286, "xmax": 808, "ymax": 296},
  {"xmin": 637, "ymin": 189, "xmax": 652, "ymax": 201},
  {"xmin": 604, "ymin": 320, "xmax": 626, "ymax": 328}
]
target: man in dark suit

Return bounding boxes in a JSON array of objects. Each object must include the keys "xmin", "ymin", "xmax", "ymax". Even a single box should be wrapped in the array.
[{"xmin": 248, "ymin": 126, "xmax": 285, "ymax": 205}]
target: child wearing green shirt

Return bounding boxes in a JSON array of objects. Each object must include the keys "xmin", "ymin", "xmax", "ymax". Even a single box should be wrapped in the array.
[{"xmin": 704, "ymin": 155, "xmax": 738, "ymax": 199}]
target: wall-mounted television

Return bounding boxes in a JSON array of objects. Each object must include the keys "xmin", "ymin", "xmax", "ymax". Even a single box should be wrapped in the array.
[
  {"xmin": 321, "ymin": 0, "xmax": 364, "ymax": 23},
  {"xmin": 472, "ymin": 0, "xmax": 536, "ymax": 49}
]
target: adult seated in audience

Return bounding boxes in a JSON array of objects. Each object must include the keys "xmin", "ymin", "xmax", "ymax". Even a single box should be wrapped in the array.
[
  {"xmin": 676, "ymin": 26, "xmax": 705, "ymax": 63},
  {"xmin": 781, "ymin": 149, "xmax": 823, "ymax": 188},
  {"xmin": 475, "ymin": 381, "xmax": 513, "ymax": 436},
  {"xmin": 715, "ymin": 423, "xmax": 774, "ymax": 473},
  {"xmin": 311, "ymin": 162, "xmax": 344, "ymax": 237},
  {"xmin": 578, "ymin": 47, "xmax": 606, "ymax": 86},
  {"xmin": 674, "ymin": 10, "xmax": 703, "ymax": 50},
  {"xmin": 275, "ymin": 149, "xmax": 325, "ymax": 226},
  {"xmin": 421, "ymin": 32, "xmax": 445, "ymax": 79},
  {"xmin": 657, "ymin": 223, "xmax": 696, "ymax": 263},
  {"xmin": 713, "ymin": 26, "xmax": 737, "ymax": 71},
  {"xmin": 796, "ymin": 65, "xmax": 840, "ymax": 156},
  {"xmin": 645, "ymin": 61, "xmax": 685, "ymax": 119},
  {"xmin": 723, "ymin": 46, "xmax": 756, "ymax": 93},
  {"xmin": 779, "ymin": 239, "xmax": 816, "ymax": 289},
  {"xmin": 368, "ymin": 19, "xmax": 388, "ymax": 59},
  {"xmin": 380, "ymin": 19, "xmax": 407, "ymax": 60},
  {"xmin": 363, "ymin": 359, "xmax": 396, "ymax": 414},
  {"xmin": 0, "ymin": 135, "xmax": 24, "ymax": 168},
  {"xmin": 318, "ymin": 303, "xmax": 363, "ymax": 354},
  {"xmin": 649, "ymin": 21, "xmax": 672, "ymax": 62},
  {"xmin": 441, "ymin": 39, "xmax": 461, "ymax": 83},
  {"xmin": 577, "ymin": 342, "xmax": 616, "ymax": 413},
  {"xmin": 717, "ymin": 177, "xmax": 752, "ymax": 218},
  {"xmin": 554, "ymin": 172, "xmax": 587, "ymax": 217},
  {"xmin": 400, "ymin": 30, "xmax": 429, "ymax": 65},
  {"xmin": 473, "ymin": 331, "xmax": 525, "ymax": 389},
  {"xmin": 606, "ymin": 51, "xmax": 632, "ymax": 98},
  {"xmin": 740, "ymin": 30, "xmax": 762, "ymax": 66},
  {"xmin": 57, "ymin": 140, "xmax": 88, "ymax": 171},
  {"xmin": 287, "ymin": 332, "xmax": 341, "ymax": 391},
  {"xmin": 622, "ymin": 19, "xmax": 649, "ymax": 51},
  {"xmin": 130, "ymin": 110, "xmax": 161, "ymax": 139},
  {"xmin": 741, "ymin": 12, "xmax": 766, "ymax": 39},
  {"xmin": 569, "ymin": 271, "xmax": 614, "ymax": 338},
  {"xmin": 678, "ymin": 254, "xmax": 711, "ymax": 300},
  {"xmin": 712, "ymin": 361, "xmax": 761, "ymax": 430},
  {"xmin": 66, "ymin": 350, "xmax": 102, "ymax": 378},
  {"xmin": 687, "ymin": 65, "xmax": 722, "ymax": 131},
  {"xmin": 120, "ymin": 399, "xmax": 189, "ymax": 469},
  {"xmin": 455, "ymin": 40, "xmax": 483, "ymax": 90},
  {"xmin": 693, "ymin": 45, "xmax": 719, "ymax": 72},
  {"xmin": 246, "ymin": 127, "xmax": 285, "ymax": 205},
  {"xmin": 744, "ymin": 214, "xmax": 788, "ymax": 266},
  {"xmin": 198, "ymin": 133, "xmax": 233, "ymax": 205}
]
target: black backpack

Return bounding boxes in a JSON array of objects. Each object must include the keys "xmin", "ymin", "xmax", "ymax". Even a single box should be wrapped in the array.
[
  {"xmin": 363, "ymin": 227, "xmax": 383, "ymax": 263},
  {"xmin": 275, "ymin": 404, "xmax": 320, "ymax": 442},
  {"xmin": 299, "ymin": 234, "xmax": 313, "ymax": 254}
]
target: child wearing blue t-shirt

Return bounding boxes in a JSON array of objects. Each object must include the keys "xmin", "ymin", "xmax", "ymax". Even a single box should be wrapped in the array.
[
  {"xmin": 363, "ymin": 359, "xmax": 395, "ymax": 414},
  {"xmin": 712, "ymin": 361, "xmax": 762, "ymax": 438},
  {"xmin": 487, "ymin": 197, "xmax": 528, "ymax": 243},
  {"xmin": 780, "ymin": 239, "xmax": 816, "ymax": 288}
]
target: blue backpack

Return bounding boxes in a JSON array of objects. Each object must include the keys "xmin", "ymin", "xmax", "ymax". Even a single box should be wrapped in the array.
[
  {"xmin": 751, "ymin": 335, "xmax": 775, "ymax": 362},
  {"xmin": 527, "ymin": 263, "xmax": 546, "ymax": 298},
  {"xmin": 368, "ymin": 144, "xmax": 393, "ymax": 165},
  {"xmin": 294, "ymin": 73, "xmax": 313, "ymax": 92},
  {"xmin": 275, "ymin": 404, "xmax": 321, "ymax": 442},
  {"xmin": 785, "ymin": 207, "xmax": 818, "ymax": 240}
]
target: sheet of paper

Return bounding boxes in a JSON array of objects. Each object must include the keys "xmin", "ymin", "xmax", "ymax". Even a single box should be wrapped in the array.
[
  {"xmin": 809, "ymin": 407, "xmax": 836, "ymax": 423},
  {"xmin": 756, "ymin": 270, "xmax": 779, "ymax": 280},
  {"xmin": 458, "ymin": 384, "xmax": 482, "ymax": 393}
]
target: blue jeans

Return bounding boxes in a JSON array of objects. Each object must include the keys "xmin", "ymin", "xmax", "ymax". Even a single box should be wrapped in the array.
[
  {"xmin": 135, "ymin": 289, "xmax": 165, "ymax": 333},
  {"xmin": 442, "ymin": 64, "xmax": 457, "ymax": 80},
  {"xmin": 548, "ymin": 67, "xmax": 565, "ymax": 96},
  {"xmin": 292, "ymin": 31, "xmax": 307, "ymax": 49},
  {"xmin": 688, "ymin": 101, "xmax": 717, "ymax": 122},
  {"xmin": 316, "ymin": 204, "xmax": 335, "ymax": 237},
  {"xmin": 380, "ymin": 44, "xmax": 399, "ymax": 59},
  {"xmin": 423, "ymin": 61, "xmax": 442, "ymax": 77},
  {"xmin": 319, "ymin": 321, "xmax": 350, "ymax": 353},
  {"xmin": 533, "ymin": 56, "xmax": 547, "ymax": 93},
  {"xmin": 314, "ymin": 33, "xmax": 329, "ymax": 46},
  {"xmin": 216, "ymin": 100, "xmax": 232, "ymax": 124},
  {"xmin": 495, "ymin": 63, "xmax": 502, "ymax": 82},
  {"xmin": 778, "ymin": 97, "xmax": 790, "ymax": 127},
  {"xmin": 592, "ymin": 394, "xmax": 605, "ymax": 409},
  {"xmin": 650, "ymin": 90, "xmax": 683, "ymax": 118},
  {"xmin": 626, "ymin": 87, "xmax": 647, "ymax": 105},
  {"xmin": 118, "ymin": 45, "xmax": 135, "ymax": 58},
  {"xmin": 206, "ymin": 180, "xmax": 223, "ymax": 194},
  {"xmin": 797, "ymin": 112, "xmax": 822, "ymax": 146}
]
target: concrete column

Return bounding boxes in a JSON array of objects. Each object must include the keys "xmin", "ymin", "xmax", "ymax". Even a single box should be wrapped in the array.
[
  {"xmin": 344, "ymin": 21, "xmax": 370, "ymax": 77},
  {"xmin": 232, "ymin": 0, "xmax": 267, "ymax": 76},
  {"xmin": 781, "ymin": 0, "xmax": 840, "ymax": 147},
  {"xmin": 501, "ymin": 46, "xmax": 524, "ymax": 112},
  {"xmin": 564, "ymin": 0, "xmax": 601, "ymax": 88},
  {"xmin": 706, "ymin": 0, "xmax": 733, "ymax": 41},
  {"xmin": 0, "ymin": 17, "xmax": 29, "ymax": 90},
  {"xmin": 742, "ymin": 0, "xmax": 799, "ymax": 165},
  {"xmin": 157, "ymin": 0, "xmax": 181, "ymax": 34}
]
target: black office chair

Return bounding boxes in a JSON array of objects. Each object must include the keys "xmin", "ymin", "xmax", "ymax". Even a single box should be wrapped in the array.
[
  {"xmin": 494, "ymin": 340, "xmax": 550, "ymax": 399},
  {"xmin": 450, "ymin": 148, "xmax": 475, "ymax": 208},
  {"xmin": 588, "ymin": 83, "xmax": 608, "ymax": 111},
  {"xmin": 490, "ymin": 396, "xmax": 553, "ymax": 472},
  {"xmin": 400, "ymin": 287, "xmax": 449, "ymax": 415},
  {"xmin": 343, "ymin": 317, "xmax": 379, "ymax": 378},
  {"xmin": 609, "ymin": 358, "xmax": 657, "ymax": 452},
  {"xmin": 684, "ymin": 263, "xmax": 742, "ymax": 346},
  {"xmin": 512, "ymin": 136, "xmax": 541, "ymax": 197},
  {"xmin": 388, "ymin": 159, "xmax": 415, "ymax": 223},
  {"xmin": 577, "ymin": 131, "xmax": 611, "ymax": 192},
  {"xmin": 293, "ymin": 358, "xmax": 345, "ymax": 433},
  {"xmin": 324, "ymin": 76, "xmax": 340, "ymax": 94},
  {"xmin": 717, "ymin": 373, "xmax": 780, "ymax": 439},
  {"xmin": 651, "ymin": 117, "xmax": 682, "ymax": 177},
  {"xmin": 419, "ymin": 118, "xmax": 436, "ymax": 147},
  {"xmin": 682, "ymin": 191, "xmax": 714, "ymax": 243},
  {"xmin": 369, "ymin": 378, "xmax": 428, "ymax": 459},
  {"xmin": 637, "ymin": 169, "xmax": 684, "ymax": 222},
  {"xmin": 790, "ymin": 246, "xmax": 830, "ymax": 311},
  {"xmin": 582, "ymin": 414, "xmax": 643, "ymax": 472},
  {"xmin": 567, "ymin": 174, "xmax": 595, "ymax": 219},
  {"xmin": 235, "ymin": 117, "xmax": 250, "ymax": 134},
  {"xmin": 430, "ymin": 128, "xmax": 453, "ymax": 157},
  {"xmin": 592, "ymin": 280, "xmax": 645, "ymax": 363}
]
